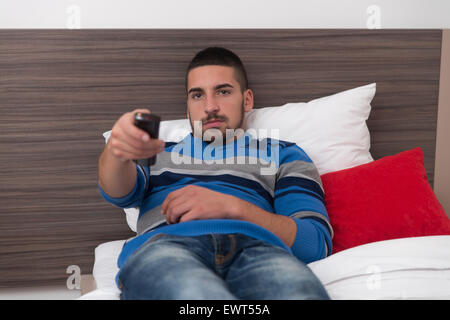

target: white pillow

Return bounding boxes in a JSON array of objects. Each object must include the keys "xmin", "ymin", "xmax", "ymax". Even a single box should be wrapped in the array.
[
  {"xmin": 308, "ymin": 235, "xmax": 450, "ymax": 299},
  {"xmin": 245, "ymin": 83, "xmax": 375, "ymax": 175},
  {"xmin": 103, "ymin": 83, "xmax": 375, "ymax": 232},
  {"xmin": 92, "ymin": 240, "xmax": 124, "ymax": 293}
]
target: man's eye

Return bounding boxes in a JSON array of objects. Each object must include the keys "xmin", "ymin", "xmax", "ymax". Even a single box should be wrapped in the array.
[
  {"xmin": 219, "ymin": 90, "xmax": 230, "ymax": 95},
  {"xmin": 192, "ymin": 93, "xmax": 201, "ymax": 99}
]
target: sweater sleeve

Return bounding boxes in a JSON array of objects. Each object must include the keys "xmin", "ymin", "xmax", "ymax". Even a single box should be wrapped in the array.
[
  {"xmin": 290, "ymin": 217, "xmax": 332, "ymax": 263},
  {"xmin": 274, "ymin": 140, "xmax": 333, "ymax": 263},
  {"xmin": 98, "ymin": 164, "xmax": 149, "ymax": 209}
]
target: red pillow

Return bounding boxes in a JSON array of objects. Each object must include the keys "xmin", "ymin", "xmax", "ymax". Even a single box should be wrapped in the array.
[{"xmin": 321, "ymin": 147, "xmax": 450, "ymax": 253}]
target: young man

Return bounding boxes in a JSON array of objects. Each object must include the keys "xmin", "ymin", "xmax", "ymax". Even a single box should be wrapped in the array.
[{"xmin": 98, "ymin": 47, "xmax": 332, "ymax": 300}]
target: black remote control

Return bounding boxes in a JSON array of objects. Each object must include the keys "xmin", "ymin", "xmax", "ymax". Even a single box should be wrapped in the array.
[{"xmin": 133, "ymin": 112, "xmax": 161, "ymax": 166}]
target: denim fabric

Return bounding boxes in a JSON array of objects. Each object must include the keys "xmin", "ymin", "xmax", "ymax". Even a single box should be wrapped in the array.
[{"xmin": 117, "ymin": 233, "xmax": 330, "ymax": 300}]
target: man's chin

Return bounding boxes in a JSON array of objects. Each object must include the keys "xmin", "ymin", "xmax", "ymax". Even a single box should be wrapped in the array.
[{"xmin": 202, "ymin": 126, "xmax": 246, "ymax": 144}]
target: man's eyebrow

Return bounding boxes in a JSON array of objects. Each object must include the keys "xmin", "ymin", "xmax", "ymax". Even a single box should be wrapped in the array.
[
  {"xmin": 187, "ymin": 83, "xmax": 234, "ymax": 95},
  {"xmin": 214, "ymin": 83, "xmax": 234, "ymax": 90}
]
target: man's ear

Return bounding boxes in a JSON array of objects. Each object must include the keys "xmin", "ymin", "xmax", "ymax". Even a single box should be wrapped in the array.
[{"xmin": 244, "ymin": 89, "xmax": 254, "ymax": 113}]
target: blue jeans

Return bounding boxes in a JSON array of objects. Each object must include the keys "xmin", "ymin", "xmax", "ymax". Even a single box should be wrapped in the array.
[{"xmin": 117, "ymin": 233, "xmax": 330, "ymax": 300}]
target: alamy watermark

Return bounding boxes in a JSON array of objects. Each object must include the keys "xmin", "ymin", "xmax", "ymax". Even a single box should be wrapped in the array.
[
  {"xmin": 170, "ymin": 121, "xmax": 280, "ymax": 176},
  {"xmin": 66, "ymin": 4, "xmax": 81, "ymax": 29},
  {"xmin": 66, "ymin": 265, "xmax": 81, "ymax": 290},
  {"xmin": 366, "ymin": 264, "xmax": 382, "ymax": 290},
  {"xmin": 366, "ymin": 4, "xmax": 381, "ymax": 29}
]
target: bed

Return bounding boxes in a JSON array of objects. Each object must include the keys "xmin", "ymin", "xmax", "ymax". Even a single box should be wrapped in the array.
[
  {"xmin": 1, "ymin": 29, "xmax": 449, "ymax": 299},
  {"xmin": 80, "ymin": 235, "xmax": 450, "ymax": 300}
]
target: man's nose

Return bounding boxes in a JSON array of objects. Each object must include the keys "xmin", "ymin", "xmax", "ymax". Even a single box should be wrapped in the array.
[{"xmin": 204, "ymin": 94, "xmax": 220, "ymax": 114}]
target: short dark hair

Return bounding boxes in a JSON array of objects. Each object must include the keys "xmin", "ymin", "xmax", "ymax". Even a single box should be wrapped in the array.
[{"xmin": 185, "ymin": 47, "xmax": 249, "ymax": 94}]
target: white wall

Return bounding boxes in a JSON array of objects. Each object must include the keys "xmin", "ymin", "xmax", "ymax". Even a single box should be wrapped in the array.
[{"xmin": 0, "ymin": 0, "xmax": 449, "ymax": 29}]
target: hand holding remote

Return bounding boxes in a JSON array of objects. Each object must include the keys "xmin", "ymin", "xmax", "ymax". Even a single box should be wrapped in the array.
[
  {"xmin": 107, "ymin": 108, "xmax": 164, "ymax": 164},
  {"xmin": 133, "ymin": 112, "xmax": 161, "ymax": 166}
]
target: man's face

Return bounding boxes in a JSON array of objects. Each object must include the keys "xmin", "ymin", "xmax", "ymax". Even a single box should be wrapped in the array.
[{"xmin": 186, "ymin": 65, "xmax": 253, "ymax": 141}]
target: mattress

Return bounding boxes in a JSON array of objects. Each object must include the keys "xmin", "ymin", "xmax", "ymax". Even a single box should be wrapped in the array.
[{"xmin": 78, "ymin": 235, "xmax": 450, "ymax": 300}]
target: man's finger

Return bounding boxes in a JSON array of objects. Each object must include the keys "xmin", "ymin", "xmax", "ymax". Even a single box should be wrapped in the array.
[
  {"xmin": 111, "ymin": 136, "xmax": 161, "ymax": 160},
  {"xmin": 166, "ymin": 199, "xmax": 192, "ymax": 224},
  {"xmin": 122, "ymin": 121, "xmax": 164, "ymax": 150},
  {"xmin": 126, "ymin": 110, "xmax": 152, "ymax": 141},
  {"xmin": 179, "ymin": 211, "xmax": 197, "ymax": 223},
  {"xmin": 161, "ymin": 187, "xmax": 189, "ymax": 213}
]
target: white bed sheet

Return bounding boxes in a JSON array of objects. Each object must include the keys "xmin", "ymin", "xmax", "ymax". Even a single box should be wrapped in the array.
[{"xmin": 78, "ymin": 235, "xmax": 450, "ymax": 300}]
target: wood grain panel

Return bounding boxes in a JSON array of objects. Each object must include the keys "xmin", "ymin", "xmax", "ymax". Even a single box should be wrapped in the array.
[
  {"xmin": 0, "ymin": 29, "xmax": 442, "ymax": 287},
  {"xmin": 435, "ymin": 29, "xmax": 450, "ymax": 216}
]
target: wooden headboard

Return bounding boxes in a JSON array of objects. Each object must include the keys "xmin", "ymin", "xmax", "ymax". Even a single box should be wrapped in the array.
[{"xmin": 0, "ymin": 29, "xmax": 443, "ymax": 287}]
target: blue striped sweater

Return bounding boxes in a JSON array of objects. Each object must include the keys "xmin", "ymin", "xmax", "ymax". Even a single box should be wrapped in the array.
[{"xmin": 99, "ymin": 131, "xmax": 333, "ymax": 273}]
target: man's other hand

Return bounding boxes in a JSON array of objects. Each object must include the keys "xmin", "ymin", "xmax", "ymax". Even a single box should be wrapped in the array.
[{"xmin": 161, "ymin": 185, "xmax": 242, "ymax": 224}]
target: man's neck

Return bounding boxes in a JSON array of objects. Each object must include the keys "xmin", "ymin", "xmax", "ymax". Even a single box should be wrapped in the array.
[{"xmin": 192, "ymin": 127, "xmax": 247, "ymax": 145}]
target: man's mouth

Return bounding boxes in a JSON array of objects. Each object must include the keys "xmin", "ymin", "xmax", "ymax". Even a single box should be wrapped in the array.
[{"xmin": 203, "ymin": 119, "xmax": 224, "ymax": 128}]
